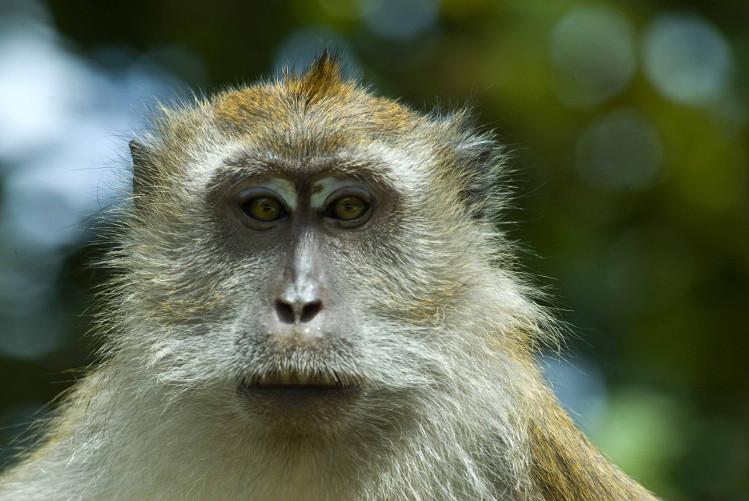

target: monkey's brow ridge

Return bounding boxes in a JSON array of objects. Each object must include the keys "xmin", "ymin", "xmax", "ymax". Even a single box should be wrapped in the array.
[{"xmin": 219, "ymin": 151, "xmax": 394, "ymax": 184}]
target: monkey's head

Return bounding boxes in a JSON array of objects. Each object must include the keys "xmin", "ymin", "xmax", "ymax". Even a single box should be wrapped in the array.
[{"xmin": 112, "ymin": 54, "xmax": 544, "ymax": 447}]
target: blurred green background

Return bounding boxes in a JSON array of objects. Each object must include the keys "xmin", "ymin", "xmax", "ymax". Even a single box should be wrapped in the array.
[{"xmin": 0, "ymin": 0, "xmax": 747, "ymax": 499}]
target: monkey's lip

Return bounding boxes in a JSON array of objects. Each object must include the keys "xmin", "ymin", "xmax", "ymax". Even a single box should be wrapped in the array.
[{"xmin": 240, "ymin": 370, "xmax": 361, "ymax": 391}]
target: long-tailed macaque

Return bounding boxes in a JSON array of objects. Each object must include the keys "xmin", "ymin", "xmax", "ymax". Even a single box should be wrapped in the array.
[{"xmin": 0, "ymin": 54, "xmax": 657, "ymax": 500}]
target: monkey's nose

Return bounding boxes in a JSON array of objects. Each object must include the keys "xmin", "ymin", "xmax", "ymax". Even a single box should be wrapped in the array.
[{"xmin": 275, "ymin": 299, "xmax": 322, "ymax": 324}]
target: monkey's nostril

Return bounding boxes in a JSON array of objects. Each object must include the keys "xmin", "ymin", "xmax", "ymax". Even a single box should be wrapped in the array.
[
  {"xmin": 275, "ymin": 299, "xmax": 322, "ymax": 323},
  {"xmin": 275, "ymin": 300, "xmax": 295, "ymax": 324},
  {"xmin": 300, "ymin": 300, "xmax": 322, "ymax": 323}
]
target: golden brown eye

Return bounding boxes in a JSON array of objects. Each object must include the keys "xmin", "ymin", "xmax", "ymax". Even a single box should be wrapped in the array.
[
  {"xmin": 332, "ymin": 196, "xmax": 367, "ymax": 221},
  {"xmin": 241, "ymin": 196, "xmax": 284, "ymax": 222}
]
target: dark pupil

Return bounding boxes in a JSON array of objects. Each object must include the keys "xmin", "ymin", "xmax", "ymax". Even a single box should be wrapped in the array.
[
  {"xmin": 344, "ymin": 203, "xmax": 354, "ymax": 212},
  {"xmin": 241, "ymin": 196, "xmax": 281, "ymax": 222}
]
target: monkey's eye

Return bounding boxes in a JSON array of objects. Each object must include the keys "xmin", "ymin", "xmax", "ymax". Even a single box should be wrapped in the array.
[
  {"xmin": 328, "ymin": 196, "xmax": 369, "ymax": 221},
  {"xmin": 241, "ymin": 196, "xmax": 285, "ymax": 222}
]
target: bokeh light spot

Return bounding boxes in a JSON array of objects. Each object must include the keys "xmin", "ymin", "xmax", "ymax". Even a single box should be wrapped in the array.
[
  {"xmin": 357, "ymin": 0, "xmax": 439, "ymax": 41},
  {"xmin": 0, "ymin": 5, "xmax": 187, "ymax": 362},
  {"xmin": 575, "ymin": 110, "xmax": 663, "ymax": 191},
  {"xmin": 0, "ymin": 306, "xmax": 66, "ymax": 360},
  {"xmin": 542, "ymin": 354, "xmax": 607, "ymax": 435},
  {"xmin": 274, "ymin": 26, "xmax": 356, "ymax": 77},
  {"xmin": 591, "ymin": 386, "xmax": 690, "ymax": 499},
  {"xmin": 643, "ymin": 12, "xmax": 733, "ymax": 106},
  {"xmin": 551, "ymin": 6, "xmax": 636, "ymax": 108}
]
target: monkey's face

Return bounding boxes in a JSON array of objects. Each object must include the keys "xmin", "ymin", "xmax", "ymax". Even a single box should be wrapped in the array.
[
  {"xmin": 199, "ymin": 145, "xmax": 469, "ymax": 436},
  {"xmin": 209, "ymin": 156, "xmax": 396, "ymax": 431},
  {"xmin": 123, "ymin": 138, "xmax": 496, "ymax": 443},
  {"xmin": 120, "ymin": 66, "xmax": 510, "ymax": 444}
]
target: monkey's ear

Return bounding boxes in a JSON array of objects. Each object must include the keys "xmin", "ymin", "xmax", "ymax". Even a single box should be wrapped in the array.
[
  {"xmin": 129, "ymin": 140, "xmax": 155, "ymax": 206},
  {"xmin": 455, "ymin": 138, "xmax": 503, "ymax": 219}
]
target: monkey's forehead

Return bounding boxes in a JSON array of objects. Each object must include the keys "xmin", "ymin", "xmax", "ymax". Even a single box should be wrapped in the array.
[
  {"xmin": 139, "ymin": 57, "xmax": 478, "ymax": 182},
  {"xmin": 210, "ymin": 82, "xmax": 419, "ymax": 142},
  {"xmin": 210, "ymin": 54, "xmax": 424, "ymax": 140}
]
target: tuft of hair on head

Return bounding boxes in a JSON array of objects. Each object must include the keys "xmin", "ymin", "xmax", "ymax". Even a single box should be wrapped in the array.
[{"xmin": 285, "ymin": 49, "xmax": 351, "ymax": 105}]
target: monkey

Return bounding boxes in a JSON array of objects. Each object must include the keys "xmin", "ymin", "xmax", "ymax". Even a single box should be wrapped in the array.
[{"xmin": 0, "ymin": 53, "xmax": 658, "ymax": 500}]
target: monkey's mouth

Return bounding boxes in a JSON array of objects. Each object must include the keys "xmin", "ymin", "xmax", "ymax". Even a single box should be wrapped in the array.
[{"xmin": 238, "ymin": 370, "xmax": 361, "ymax": 394}]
